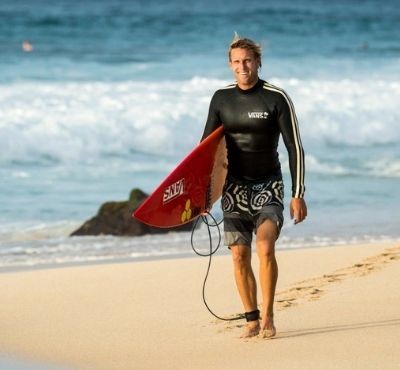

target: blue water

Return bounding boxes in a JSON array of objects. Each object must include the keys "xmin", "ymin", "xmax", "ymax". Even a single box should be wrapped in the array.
[
  {"xmin": 0, "ymin": 355, "xmax": 66, "ymax": 370},
  {"xmin": 1, "ymin": 0, "xmax": 399, "ymax": 269}
]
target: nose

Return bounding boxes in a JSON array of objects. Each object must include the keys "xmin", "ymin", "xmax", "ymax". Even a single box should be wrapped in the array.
[{"xmin": 238, "ymin": 61, "xmax": 248, "ymax": 71}]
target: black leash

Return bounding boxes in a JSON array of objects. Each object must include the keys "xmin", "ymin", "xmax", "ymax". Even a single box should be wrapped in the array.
[{"xmin": 191, "ymin": 212, "xmax": 244, "ymax": 321}]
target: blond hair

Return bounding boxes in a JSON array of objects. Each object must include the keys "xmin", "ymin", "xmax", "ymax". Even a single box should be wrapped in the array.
[{"xmin": 228, "ymin": 33, "xmax": 262, "ymax": 67}]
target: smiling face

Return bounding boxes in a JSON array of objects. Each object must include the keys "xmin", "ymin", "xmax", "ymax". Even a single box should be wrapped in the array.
[{"xmin": 229, "ymin": 47, "xmax": 260, "ymax": 90}]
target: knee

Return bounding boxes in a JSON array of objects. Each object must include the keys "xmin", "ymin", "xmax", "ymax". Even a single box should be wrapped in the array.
[
  {"xmin": 231, "ymin": 247, "xmax": 251, "ymax": 268},
  {"xmin": 256, "ymin": 241, "xmax": 276, "ymax": 261}
]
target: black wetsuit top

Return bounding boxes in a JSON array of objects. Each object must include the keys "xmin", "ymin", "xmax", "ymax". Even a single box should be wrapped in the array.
[{"xmin": 201, "ymin": 79, "xmax": 305, "ymax": 198}]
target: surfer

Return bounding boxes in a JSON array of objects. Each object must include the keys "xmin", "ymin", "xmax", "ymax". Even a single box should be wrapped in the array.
[{"xmin": 201, "ymin": 34, "xmax": 307, "ymax": 338}]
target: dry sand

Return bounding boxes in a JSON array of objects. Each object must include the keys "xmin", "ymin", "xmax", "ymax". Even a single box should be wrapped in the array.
[{"xmin": 0, "ymin": 242, "xmax": 399, "ymax": 369}]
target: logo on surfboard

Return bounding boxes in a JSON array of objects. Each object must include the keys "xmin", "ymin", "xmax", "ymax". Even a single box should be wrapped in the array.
[
  {"xmin": 163, "ymin": 178, "xmax": 185, "ymax": 204},
  {"xmin": 181, "ymin": 199, "xmax": 192, "ymax": 223}
]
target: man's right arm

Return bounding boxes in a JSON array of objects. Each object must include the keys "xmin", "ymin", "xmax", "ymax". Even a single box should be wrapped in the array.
[{"xmin": 200, "ymin": 93, "xmax": 222, "ymax": 141}]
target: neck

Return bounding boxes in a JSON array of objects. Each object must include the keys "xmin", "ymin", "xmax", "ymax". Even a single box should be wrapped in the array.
[
  {"xmin": 237, "ymin": 78, "xmax": 260, "ymax": 91},
  {"xmin": 237, "ymin": 78, "xmax": 259, "ymax": 90}
]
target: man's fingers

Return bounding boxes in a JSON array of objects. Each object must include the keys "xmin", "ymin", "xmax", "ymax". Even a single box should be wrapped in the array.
[{"xmin": 290, "ymin": 198, "xmax": 307, "ymax": 224}]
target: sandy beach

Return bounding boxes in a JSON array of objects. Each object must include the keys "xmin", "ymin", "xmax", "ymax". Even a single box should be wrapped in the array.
[{"xmin": 0, "ymin": 242, "xmax": 399, "ymax": 370}]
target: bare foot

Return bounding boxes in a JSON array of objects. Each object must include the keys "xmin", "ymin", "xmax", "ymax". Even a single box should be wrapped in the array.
[
  {"xmin": 259, "ymin": 316, "xmax": 276, "ymax": 339},
  {"xmin": 240, "ymin": 320, "xmax": 260, "ymax": 338}
]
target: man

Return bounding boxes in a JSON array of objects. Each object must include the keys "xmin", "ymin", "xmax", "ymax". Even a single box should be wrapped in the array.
[{"xmin": 201, "ymin": 35, "xmax": 307, "ymax": 338}]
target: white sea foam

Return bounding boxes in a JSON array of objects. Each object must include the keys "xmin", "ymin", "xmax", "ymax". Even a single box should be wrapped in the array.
[
  {"xmin": 0, "ymin": 220, "xmax": 80, "ymax": 243},
  {"xmin": 364, "ymin": 158, "xmax": 400, "ymax": 178},
  {"xmin": 304, "ymin": 155, "xmax": 348, "ymax": 175},
  {"xmin": 281, "ymin": 78, "xmax": 400, "ymax": 147},
  {"xmin": 1, "ymin": 225, "xmax": 398, "ymax": 270},
  {"xmin": 11, "ymin": 171, "xmax": 30, "ymax": 178},
  {"xmin": 0, "ymin": 77, "xmax": 225, "ymax": 164},
  {"xmin": 1, "ymin": 77, "xmax": 399, "ymax": 167}
]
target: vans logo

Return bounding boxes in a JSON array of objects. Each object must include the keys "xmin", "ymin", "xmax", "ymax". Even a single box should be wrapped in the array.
[
  {"xmin": 248, "ymin": 111, "xmax": 269, "ymax": 119},
  {"xmin": 163, "ymin": 178, "xmax": 185, "ymax": 203}
]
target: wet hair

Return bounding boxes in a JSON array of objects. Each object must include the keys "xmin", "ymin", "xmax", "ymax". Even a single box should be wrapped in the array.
[{"xmin": 228, "ymin": 33, "xmax": 262, "ymax": 67}]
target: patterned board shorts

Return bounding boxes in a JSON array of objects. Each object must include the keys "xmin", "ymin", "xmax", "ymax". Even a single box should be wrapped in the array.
[{"xmin": 222, "ymin": 175, "xmax": 284, "ymax": 247}]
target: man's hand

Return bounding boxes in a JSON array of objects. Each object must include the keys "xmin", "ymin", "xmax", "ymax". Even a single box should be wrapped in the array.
[{"xmin": 290, "ymin": 198, "xmax": 307, "ymax": 224}]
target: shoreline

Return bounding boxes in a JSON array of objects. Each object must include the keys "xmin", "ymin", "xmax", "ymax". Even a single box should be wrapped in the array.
[
  {"xmin": 0, "ymin": 242, "xmax": 399, "ymax": 369},
  {"xmin": 1, "ymin": 237, "xmax": 399, "ymax": 274}
]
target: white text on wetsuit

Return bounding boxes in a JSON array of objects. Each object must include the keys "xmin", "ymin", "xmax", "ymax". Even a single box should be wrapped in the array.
[{"xmin": 248, "ymin": 111, "xmax": 269, "ymax": 119}]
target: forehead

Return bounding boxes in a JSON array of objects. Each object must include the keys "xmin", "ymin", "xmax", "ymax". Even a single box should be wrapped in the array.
[{"xmin": 230, "ymin": 47, "xmax": 256, "ymax": 60}]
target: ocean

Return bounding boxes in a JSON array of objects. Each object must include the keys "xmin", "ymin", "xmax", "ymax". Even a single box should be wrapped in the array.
[{"xmin": 1, "ymin": 0, "xmax": 399, "ymax": 270}]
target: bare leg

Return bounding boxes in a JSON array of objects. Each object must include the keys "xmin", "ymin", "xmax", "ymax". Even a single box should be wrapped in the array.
[
  {"xmin": 230, "ymin": 245, "xmax": 260, "ymax": 337},
  {"xmin": 256, "ymin": 219, "xmax": 278, "ymax": 338}
]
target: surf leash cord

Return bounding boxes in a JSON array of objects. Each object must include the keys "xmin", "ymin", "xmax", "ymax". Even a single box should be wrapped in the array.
[{"xmin": 191, "ymin": 212, "xmax": 244, "ymax": 322}]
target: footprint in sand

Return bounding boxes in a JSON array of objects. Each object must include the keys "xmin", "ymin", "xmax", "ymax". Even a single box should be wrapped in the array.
[{"xmin": 214, "ymin": 245, "xmax": 400, "ymax": 336}]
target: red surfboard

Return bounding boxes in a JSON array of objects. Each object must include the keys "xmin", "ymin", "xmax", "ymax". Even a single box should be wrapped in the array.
[{"xmin": 133, "ymin": 126, "xmax": 227, "ymax": 228}]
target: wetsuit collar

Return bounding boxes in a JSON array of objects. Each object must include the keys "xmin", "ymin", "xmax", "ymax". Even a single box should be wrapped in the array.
[{"xmin": 235, "ymin": 78, "xmax": 263, "ymax": 94}]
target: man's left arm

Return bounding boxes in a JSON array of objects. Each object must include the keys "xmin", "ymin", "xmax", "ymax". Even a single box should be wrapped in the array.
[{"xmin": 277, "ymin": 92, "xmax": 307, "ymax": 224}]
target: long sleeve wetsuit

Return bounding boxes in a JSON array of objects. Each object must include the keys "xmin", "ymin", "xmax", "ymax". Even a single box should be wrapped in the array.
[{"xmin": 201, "ymin": 79, "xmax": 305, "ymax": 198}]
